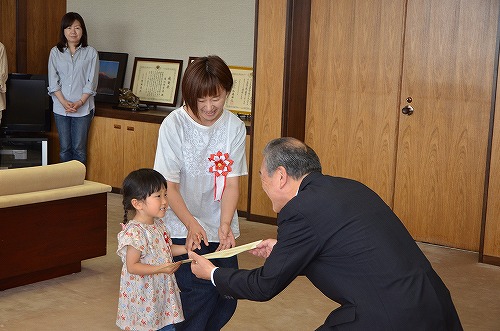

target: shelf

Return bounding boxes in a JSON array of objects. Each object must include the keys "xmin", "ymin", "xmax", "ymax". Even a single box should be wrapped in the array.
[{"xmin": 0, "ymin": 137, "xmax": 48, "ymax": 169}]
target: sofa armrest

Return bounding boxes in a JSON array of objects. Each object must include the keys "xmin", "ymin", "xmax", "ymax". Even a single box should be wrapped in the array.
[
  {"xmin": 0, "ymin": 180, "xmax": 112, "ymax": 208},
  {"xmin": 0, "ymin": 160, "xmax": 86, "ymax": 196}
]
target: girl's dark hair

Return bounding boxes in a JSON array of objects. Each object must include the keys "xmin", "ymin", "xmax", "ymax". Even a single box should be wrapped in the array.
[
  {"xmin": 56, "ymin": 12, "xmax": 88, "ymax": 52},
  {"xmin": 182, "ymin": 55, "xmax": 233, "ymax": 118},
  {"xmin": 121, "ymin": 168, "xmax": 167, "ymax": 224}
]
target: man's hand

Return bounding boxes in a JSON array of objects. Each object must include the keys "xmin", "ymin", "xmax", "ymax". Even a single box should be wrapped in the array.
[
  {"xmin": 189, "ymin": 251, "xmax": 215, "ymax": 281},
  {"xmin": 249, "ymin": 238, "xmax": 277, "ymax": 258}
]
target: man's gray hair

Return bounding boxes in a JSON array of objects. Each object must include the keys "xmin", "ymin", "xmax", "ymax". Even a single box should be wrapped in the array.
[{"xmin": 263, "ymin": 137, "xmax": 322, "ymax": 180}]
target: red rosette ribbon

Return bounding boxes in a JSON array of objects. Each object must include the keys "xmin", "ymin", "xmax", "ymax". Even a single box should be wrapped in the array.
[{"xmin": 208, "ymin": 151, "xmax": 234, "ymax": 201}]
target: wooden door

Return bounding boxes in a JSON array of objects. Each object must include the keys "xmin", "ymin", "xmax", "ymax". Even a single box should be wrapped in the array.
[
  {"xmin": 393, "ymin": 0, "xmax": 499, "ymax": 250},
  {"xmin": 306, "ymin": 0, "xmax": 406, "ymax": 205}
]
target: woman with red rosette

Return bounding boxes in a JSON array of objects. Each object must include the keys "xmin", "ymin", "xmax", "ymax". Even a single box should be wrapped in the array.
[{"xmin": 153, "ymin": 55, "xmax": 247, "ymax": 331}]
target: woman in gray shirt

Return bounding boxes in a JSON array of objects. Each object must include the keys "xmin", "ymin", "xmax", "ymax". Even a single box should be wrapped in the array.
[{"xmin": 48, "ymin": 12, "xmax": 99, "ymax": 165}]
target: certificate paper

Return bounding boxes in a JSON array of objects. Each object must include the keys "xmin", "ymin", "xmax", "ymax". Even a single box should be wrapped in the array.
[
  {"xmin": 225, "ymin": 66, "xmax": 253, "ymax": 115},
  {"xmin": 130, "ymin": 58, "xmax": 182, "ymax": 106},
  {"xmin": 182, "ymin": 239, "xmax": 263, "ymax": 263}
]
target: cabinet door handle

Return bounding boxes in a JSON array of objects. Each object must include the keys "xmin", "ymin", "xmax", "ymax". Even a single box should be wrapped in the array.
[
  {"xmin": 113, "ymin": 124, "xmax": 121, "ymax": 129},
  {"xmin": 127, "ymin": 126, "xmax": 135, "ymax": 131}
]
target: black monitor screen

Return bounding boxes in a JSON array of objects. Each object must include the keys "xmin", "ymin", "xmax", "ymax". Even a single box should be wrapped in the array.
[{"xmin": 1, "ymin": 74, "xmax": 52, "ymax": 135}]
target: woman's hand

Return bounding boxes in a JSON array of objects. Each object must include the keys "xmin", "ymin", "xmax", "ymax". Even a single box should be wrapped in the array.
[
  {"xmin": 65, "ymin": 104, "xmax": 78, "ymax": 113},
  {"xmin": 61, "ymin": 99, "xmax": 77, "ymax": 113},
  {"xmin": 217, "ymin": 223, "xmax": 236, "ymax": 251},
  {"xmin": 64, "ymin": 98, "xmax": 85, "ymax": 113},
  {"xmin": 186, "ymin": 221, "xmax": 208, "ymax": 251}
]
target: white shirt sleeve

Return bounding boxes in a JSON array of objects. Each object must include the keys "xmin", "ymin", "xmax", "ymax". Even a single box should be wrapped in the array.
[
  {"xmin": 154, "ymin": 110, "xmax": 184, "ymax": 183},
  {"xmin": 210, "ymin": 266, "xmax": 219, "ymax": 286}
]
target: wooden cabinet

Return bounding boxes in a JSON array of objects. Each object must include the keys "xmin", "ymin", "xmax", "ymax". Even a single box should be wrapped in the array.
[
  {"xmin": 86, "ymin": 116, "xmax": 159, "ymax": 188},
  {"xmin": 86, "ymin": 113, "xmax": 249, "ymax": 213}
]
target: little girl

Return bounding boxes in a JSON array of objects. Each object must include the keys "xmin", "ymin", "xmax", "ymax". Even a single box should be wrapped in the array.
[{"xmin": 116, "ymin": 168, "xmax": 186, "ymax": 331}]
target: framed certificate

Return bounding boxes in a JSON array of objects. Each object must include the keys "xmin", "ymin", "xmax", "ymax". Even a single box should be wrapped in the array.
[
  {"xmin": 130, "ymin": 57, "xmax": 183, "ymax": 107},
  {"xmin": 225, "ymin": 66, "xmax": 253, "ymax": 115}
]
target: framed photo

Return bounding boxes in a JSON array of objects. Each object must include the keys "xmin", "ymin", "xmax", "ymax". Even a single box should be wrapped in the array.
[
  {"xmin": 130, "ymin": 57, "xmax": 183, "ymax": 107},
  {"xmin": 225, "ymin": 66, "xmax": 253, "ymax": 115},
  {"xmin": 188, "ymin": 56, "xmax": 199, "ymax": 64},
  {"xmin": 95, "ymin": 52, "xmax": 128, "ymax": 104}
]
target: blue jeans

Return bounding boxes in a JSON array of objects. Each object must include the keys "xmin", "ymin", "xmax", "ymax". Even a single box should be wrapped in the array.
[
  {"xmin": 53, "ymin": 109, "xmax": 94, "ymax": 165},
  {"xmin": 172, "ymin": 238, "xmax": 238, "ymax": 331}
]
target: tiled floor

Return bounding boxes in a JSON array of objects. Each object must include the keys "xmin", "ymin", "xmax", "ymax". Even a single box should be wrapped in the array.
[{"xmin": 1, "ymin": 193, "xmax": 499, "ymax": 330}]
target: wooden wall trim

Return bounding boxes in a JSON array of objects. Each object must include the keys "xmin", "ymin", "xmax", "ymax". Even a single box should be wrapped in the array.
[
  {"xmin": 248, "ymin": 213, "xmax": 277, "ymax": 225},
  {"xmin": 249, "ymin": 0, "xmax": 287, "ymax": 218},
  {"xmin": 481, "ymin": 255, "xmax": 500, "ymax": 266},
  {"xmin": 248, "ymin": 0, "xmax": 310, "ymax": 223},
  {"xmin": 247, "ymin": 0, "xmax": 260, "ymax": 217},
  {"xmin": 0, "ymin": 0, "xmax": 17, "ymax": 72},
  {"xmin": 281, "ymin": 0, "xmax": 311, "ymax": 140},
  {"xmin": 479, "ymin": 9, "xmax": 500, "ymax": 262},
  {"xmin": 16, "ymin": 0, "xmax": 27, "ymax": 73}
]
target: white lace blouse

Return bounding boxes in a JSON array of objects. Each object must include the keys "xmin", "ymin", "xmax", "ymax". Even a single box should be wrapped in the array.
[{"xmin": 153, "ymin": 107, "xmax": 248, "ymax": 242}]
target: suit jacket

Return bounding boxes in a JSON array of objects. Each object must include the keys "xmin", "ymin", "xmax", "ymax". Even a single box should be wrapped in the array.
[{"xmin": 214, "ymin": 172, "xmax": 462, "ymax": 330}]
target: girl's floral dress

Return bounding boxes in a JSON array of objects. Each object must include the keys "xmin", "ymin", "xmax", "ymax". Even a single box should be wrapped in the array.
[{"xmin": 116, "ymin": 219, "xmax": 183, "ymax": 331}]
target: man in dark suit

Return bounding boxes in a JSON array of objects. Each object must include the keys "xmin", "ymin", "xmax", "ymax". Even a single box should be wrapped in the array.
[{"xmin": 189, "ymin": 137, "xmax": 463, "ymax": 330}]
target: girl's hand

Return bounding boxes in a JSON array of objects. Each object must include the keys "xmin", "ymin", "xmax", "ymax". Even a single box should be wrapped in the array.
[
  {"xmin": 186, "ymin": 221, "xmax": 208, "ymax": 251},
  {"xmin": 217, "ymin": 223, "xmax": 235, "ymax": 251},
  {"xmin": 158, "ymin": 261, "xmax": 182, "ymax": 274}
]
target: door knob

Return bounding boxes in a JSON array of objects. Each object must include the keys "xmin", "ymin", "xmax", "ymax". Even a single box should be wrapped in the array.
[
  {"xmin": 402, "ymin": 104, "xmax": 414, "ymax": 115},
  {"xmin": 402, "ymin": 97, "xmax": 414, "ymax": 115}
]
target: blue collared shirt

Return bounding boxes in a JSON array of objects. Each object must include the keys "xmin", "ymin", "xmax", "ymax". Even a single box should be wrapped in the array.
[{"xmin": 48, "ymin": 45, "xmax": 99, "ymax": 116}]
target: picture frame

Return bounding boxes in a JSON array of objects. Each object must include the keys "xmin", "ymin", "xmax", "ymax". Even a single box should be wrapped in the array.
[
  {"xmin": 95, "ymin": 51, "xmax": 128, "ymax": 104},
  {"xmin": 130, "ymin": 57, "xmax": 183, "ymax": 107},
  {"xmin": 225, "ymin": 66, "xmax": 253, "ymax": 115},
  {"xmin": 188, "ymin": 56, "xmax": 200, "ymax": 64}
]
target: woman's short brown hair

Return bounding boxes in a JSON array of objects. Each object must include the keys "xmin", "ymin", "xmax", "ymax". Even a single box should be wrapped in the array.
[{"xmin": 182, "ymin": 55, "xmax": 233, "ymax": 117}]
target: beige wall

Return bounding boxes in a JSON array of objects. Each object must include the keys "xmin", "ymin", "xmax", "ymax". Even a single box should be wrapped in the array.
[{"xmin": 67, "ymin": 0, "xmax": 255, "ymax": 107}]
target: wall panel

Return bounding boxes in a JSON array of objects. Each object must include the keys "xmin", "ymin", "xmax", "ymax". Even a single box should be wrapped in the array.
[{"xmin": 249, "ymin": 0, "xmax": 287, "ymax": 219}]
